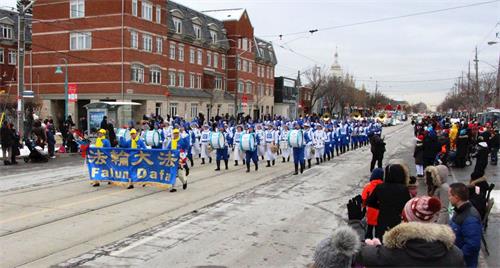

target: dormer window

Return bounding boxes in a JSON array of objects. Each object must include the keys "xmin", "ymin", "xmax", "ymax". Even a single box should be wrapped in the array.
[
  {"xmin": 193, "ymin": 25, "xmax": 201, "ymax": 39},
  {"xmin": 210, "ymin": 30, "xmax": 217, "ymax": 44},
  {"xmin": 173, "ymin": 17, "xmax": 182, "ymax": 34},
  {"xmin": 1, "ymin": 25, "xmax": 13, "ymax": 39}
]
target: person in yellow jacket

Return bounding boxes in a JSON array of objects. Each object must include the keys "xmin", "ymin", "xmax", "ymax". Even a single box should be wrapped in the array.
[
  {"xmin": 91, "ymin": 129, "xmax": 111, "ymax": 187},
  {"xmin": 449, "ymin": 123, "xmax": 458, "ymax": 151},
  {"xmin": 163, "ymin": 129, "xmax": 188, "ymax": 192}
]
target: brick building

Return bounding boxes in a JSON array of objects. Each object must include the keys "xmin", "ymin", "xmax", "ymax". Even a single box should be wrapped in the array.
[
  {"xmin": 29, "ymin": 0, "xmax": 276, "ymax": 127},
  {"xmin": 0, "ymin": 9, "xmax": 32, "ymax": 99}
]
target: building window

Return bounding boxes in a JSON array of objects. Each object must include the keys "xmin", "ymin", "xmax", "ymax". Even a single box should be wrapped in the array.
[
  {"xmin": 8, "ymin": 50, "xmax": 16, "ymax": 65},
  {"xmin": 190, "ymin": 73, "xmax": 195, "ymax": 88},
  {"xmin": 173, "ymin": 17, "xmax": 182, "ymax": 34},
  {"xmin": 189, "ymin": 47, "xmax": 195, "ymax": 64},
  {"xmin": 215, "ymin": 77, "xmax": 222, "ymax": 90},
  {"xmin": 197, "ymin": 75, "xmax": 202, "ymax": 89},
  {"xmin": 0, "ymin": 48, "xmax": 3, "ymax": 63},
  {"xmin": 169, "ymin": 42, "xmax": 176, "ymax": 60},
  {"xmin": 70, "ymin": 32, "xmax": 91, "ymax": 50},
  {"xmin": 221, "ymin": 56, "xmax": 226, "ymax": 69},
  {"xmin": 237, "ymin": 58, "xmax": 241, "ymax": 71},
  {"xmin": 228, "ymin": 104, "xmax": 234, "ymax": 116},
  {"xmin": 248, "ymin": 62, "xmax": 252, "ymax": 73},
  {"xmin": 142, "ymin": 1, "xmax": 153, "ymax": 21},
  {"xmin": 197, "ymin": 50, "xmax": 202, "ymax": 65},
  {"xmin": 132, "ymin": 0, "xmax": 138, "ymax": 16},
  {"xmin": 130, "ymin": 31, "xmax": 138, "ymax": 49},
  {"xmin": 238, "ymin": 81, "xmax": 244, "ymax": 93},
  {"xmin": 210, "ymin": 30, "xmax": 217, "ymax": 44},
  {"xmin": 156, "ymin": 5, "xmax": 161, "ymax": 24},
  {"xmin": 150, "ymin": 67, "xmax": 161, "ymax": 84},
  {"xmin": 193, "ymin": 25, "xmax": 201, "ymax": 39},
  {"xmin": 70, "ymin": 0, "xmax": 85, "ymax": 18},
  {"xmin": 1, "ymin": 25, "xmax": 13, "ymax": 39},
  {"xmin": 156, "ymin": 37, "xmax": 162, "ymax": 53},
  {"xmin": 178, "ymin": 72, "xmax": 185, "ymax": 87},
  {"xmin": 207, "ymin": 52, "xmax": 211, "ymax": 67},
  {"xmin": 190, "ymin": 104, "xmax": 198, "ymax": 118},
  {"xmin": 170, "ymin": 103, "xmax": 178, "ymax": 116},
  {"xmin": 242, "ymin": 38, "xmax": 248, "ymax": 51},
  {"xmin": 168, "ymin": 71, "xmax": 176, "ymax": 86},
  {"xmin": 131, "ymin": 64, "xmax": 144, "ymax": 83},
  {"xmin": 213, "ymin": 53, "xmax": 219, "ymax": 68},
  {"xmin": 259, "ymin": 84, "xmax": 264, "ymax": 96},
  {"xmin": 246, "ymin": 82, "xmax": 253, "ymax": 94},
  {"xmin": 143, "ymin": 34, "xmax": 152, "ymax": 52},
  {"xmin": 178, "ymin": 45, "xmax": 184, "ymax": 61}
]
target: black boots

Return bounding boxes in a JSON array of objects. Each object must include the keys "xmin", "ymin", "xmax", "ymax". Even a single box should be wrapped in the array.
[
  {"xmin": 287, "ymin": 156, "xmax": 290, "ymax": 162},
  {"xmin": 300, "ymin": 162, "xmax": 305, "ymax": 174},
  {"xmin": 184, "ymin": 165, "xmax": 190, "ymax": 177},
  {"xmin": 294, "ymin": 163, "xmax": 299, "ymax": 175},
  {"xmin": 255, "ymin": 163, "xmax": 258, "ymax": 171},
  {"xmin": 201, "ymin": 158, "xmax": 205, "ymax": 165},
  {"xmin": 209, "ymin": 157, "xmax": 212, "ymax": 163},
  {"xmin": 272, "ymin": 160, "xmax": 275, "ymax": 166},
  {"xmin": 224, "ymin": 160, "xmax": 228, "ymax": 170},
  {"xmin": 246, "ymin": 162, "xmax": 250, "ymax": 173},
  {"xmin": 235, "ymin": 160, "xmax": 239, "ymax": 166},
  {"xmin": 282, "ymin": 157, "xmax": 286, "ymax": 163},
  {"xmin": 308, "ymin": 159, "xmax": 311, "ymax": 169},
  {"xmin": 266, "ymin": 161, "xmax": 271, "ymax": 167},
  {"xmin": 316, "ymin": 158, "xmax": 320, "ymax": 165},
  {"xmin": 215, "ymin": 160, "xmax": 221, "ymax": 171}
]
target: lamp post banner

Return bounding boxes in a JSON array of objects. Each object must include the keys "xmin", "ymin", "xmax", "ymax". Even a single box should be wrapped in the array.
[
  {"xmin": 86, "ymin": 148, "xmax": 180, "ymax": 188},
  {"xmin": 68, "ymin": 83, "xmax": 77, "ymax": 103}
]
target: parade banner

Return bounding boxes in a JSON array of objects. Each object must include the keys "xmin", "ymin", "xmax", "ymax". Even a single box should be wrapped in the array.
[{"xmin": 86, "ymin": 148, "xmax": 179, "ymax": 188}]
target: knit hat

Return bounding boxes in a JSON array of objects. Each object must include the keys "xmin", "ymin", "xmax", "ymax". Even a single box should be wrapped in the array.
[
  {"xmin": 313, "ymin": 226, "xmax": 361, "ymax": 268},
  {"xmin": 370, "ymin": 168, "xmax": 384, "ymax": 181},
  {"xmin": 403, "ymin": 196, "xmax": 442, "ymax": 222}
]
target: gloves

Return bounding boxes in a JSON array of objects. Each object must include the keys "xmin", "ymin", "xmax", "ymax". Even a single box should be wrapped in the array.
[{"xmin": 347, "ymin": 194, "xmax": 364, "ymax": 221}]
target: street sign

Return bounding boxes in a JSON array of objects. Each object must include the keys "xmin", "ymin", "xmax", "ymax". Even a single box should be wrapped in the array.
[
  {"xmin": 68, "ymin": 83, "xmax": 77, "ymax": 103},
  {"xmin": 23, "ymin": 90, "xmax": 34, "ymax": 98}
]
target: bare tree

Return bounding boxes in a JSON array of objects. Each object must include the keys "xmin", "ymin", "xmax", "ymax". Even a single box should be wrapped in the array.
[{"xmin": 304, "ymin": 65, "xmax": 327, "ymax": 113}]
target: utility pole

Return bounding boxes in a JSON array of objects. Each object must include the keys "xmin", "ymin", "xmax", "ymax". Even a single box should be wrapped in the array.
[
  {"xmin": 234, "ymin": 54, "xmax": 239, "ymax": 118},
  {"xmin": 474, "ymin": 46, "xmax": 481, "ymax": 111},
  {"xmin": 496, "ymin": 53, "xmax": 500, "ymax": 108},
  {"xmin": 17, "ymin": 0, "xmax": 36, "ymax": 138}
]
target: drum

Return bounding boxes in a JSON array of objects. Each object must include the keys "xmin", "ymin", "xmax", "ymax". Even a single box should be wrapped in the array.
[
  {"xmin": 240, "ymin": 134, "xmax": 256, "ymax": 151},
  {"xmin": 116, "ymin": 128, "xmax": 131, "ymax": 142},
  {"xmin": 288, "ymin": 130, "xmax": 304, "ymax": 148},
  {"xmin": 209, "ymin": 132, "xmax": 225, "ymax": 149},
  {"xmin": 144, "ymin": 130, "xmax": 161, "ymax": 147},
  {"xmin": 280, "ymin": 140, "xmax": 288, "ymax": 150},
  {"xmin": 271, "ymin": 144, "xmax": 279, "ymax": 154}
]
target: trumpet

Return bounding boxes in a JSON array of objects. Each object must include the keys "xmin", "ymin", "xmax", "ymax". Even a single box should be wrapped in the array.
[
  {"xmin": 207, "ymin": 144, "xmax": 214, "ymax": 153},
  {"xmin": 377, "ymin": 112, "xmax": 387, "ymax": 122},
  {"xmin": 351, "ymin": 111, "xmax": 362, "ymax": 121}
]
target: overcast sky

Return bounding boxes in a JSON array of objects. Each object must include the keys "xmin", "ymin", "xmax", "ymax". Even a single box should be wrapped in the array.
[{"xmin": 4, "ymin": 0, "xmax": 499, "ymax": 108}]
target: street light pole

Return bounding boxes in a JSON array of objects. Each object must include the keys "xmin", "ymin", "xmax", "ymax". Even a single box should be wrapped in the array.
[
  {"xmin": 487, "ymin": 41, "xmax": 499, "ymax": 108},
  {"xmin": 55, "ymin": 58, "xmax": 69, "ymax": 120}
]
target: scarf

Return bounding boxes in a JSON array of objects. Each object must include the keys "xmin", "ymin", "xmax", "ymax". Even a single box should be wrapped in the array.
[
  {"xmin": 131, "ymin": 137, "xmax": 139, "ymax": 149},
  {"xmin": 171, "ymin": 137, "xmax": 179, "ymax": 150},
  {"xmin": 95, "ymin": 137, "xmax": 104, "ymax": 148}
]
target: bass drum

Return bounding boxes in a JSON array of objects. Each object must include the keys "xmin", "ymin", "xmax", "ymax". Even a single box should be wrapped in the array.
[
  {"xmin": 288, "ymin": 129, "xmax": 304, "ymax": 148},
  {"xmin": 144, "ymin": 130, "xmax": 161, "ymax": 147},
  {"xmin": 116, "ymin": 128, "xmax": 131, "ymax": 143},
  {"xmin": 240, "ymin": 134, "xmax": 256, "ymax": 151},
  {"xmin": 209, "ymin": 132, "xmax": 225, "ymax": 149}
]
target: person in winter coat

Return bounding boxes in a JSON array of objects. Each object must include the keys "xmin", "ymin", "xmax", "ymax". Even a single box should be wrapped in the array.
[
  {"xmin": 348, "ymin": 196, "xmax": 465, "ymax": 267},
  {"xmin": 455, "ymin": 129, "xmax": 469, "ymax": 168},
  {"xmin": 361, "ymin": 168, "xmax": 384, "ymax": 239},
  {"xmin": 449, "ymin": 182, "xmax": 482, "ymax": 268},
  {"xmin": 369, "ymin": 134, "xmax": 386, "ymax": 172},
  {"xmin": 1, "ymin": 121, "xmax": 14, "ymax": 165},
  {"xmin": 469, "ymin": 170, "xmax": 489, "ymax": 199},
  {"xmin": 425, "ymin": 165, "xmax": 451, "ymax": 224},
  {"xmin": 413, "ymin": 135, "xmax": 424, "ymax": 177},
  {"xmin": 308, "ymin": 226, "xmax": 361, "ymax": 268},
  {"xmin": 367, "ymin": 163, "xmax": 411, "ymax": 240},
  {"xmin": 473, "ymin": 138, "xmax": 488, "ymax": 175},
  {"xmin": 423, "ymin": 131, "xmax": 441, "ymax": 168},
  {"xmin": 46, "ymin": 124, "xmax": 56, "ymax": 158},
  {"xmin": 488, "ymin": 129, "xmax": 498, "ymax": 165}
]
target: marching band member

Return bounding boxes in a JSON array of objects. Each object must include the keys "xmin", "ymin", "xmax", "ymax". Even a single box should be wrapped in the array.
[
  {"xmin": 180, "ymin": 125, "xmax": 194, "ymax": 167},
  {"xmin": 232, "ymin": 125, "xmax": 245, "ymax": 166},
  {"xmin": 314, "ymin": 124, "xmax": 327, "ymax": 165},
  {"xmin": 162, "ymin": 121, "xmax": 173, "ymax": 140},
  {"xmin": 292, "ymin": 122, "xmax": 306, "ymax": 175},
  {"xmin": 91, "ymin": 129, "xmax": 111, "ymax": 187},
  {"xmin": 333, "ymin": 122, "xmax": 341, "ymax": 156},
  {"xmin": 264, "ymin": 123, "xmax": 277, "ymax": 167},
  {"xmin": 351, "ymin": 123, "xmax": 359, "ymax": 150},
  {"xmin": 119, "ymin": 128, "xmax": 146, "ymax": 149},
  {"xmin": 244, "ymin": 124, "xmax": 260, "ymax": 173},
  {"xmin": 280, "ymin": 124, "xmax": 291, "ymax": 162},
  {"xmin": 339, "ymin": 122, "xmax": 348, "ymax": 154},
  {"xmin": 191, "ymin": 123, "xmax": 201, "ymax": 158},
  {"xmin": 303, "ymin": 123, "xmax": 314, "ymax": 168},
  {"xmin": 214, "ymin": 125, "xmax": 230, "ymax": 171},
  {"xmin": 256, "ymin": 124, "xmax": 266, "ymax": 160},
  {"xmin": 200, "ymin": 124, "xmax": 212, "ymax": 164},
  {"xmin": 325, "ymin": 125, "xmax": 333, "ymax": 161},
  {"xmin": 162, "ymin": 129, "xmax": 188, "ymax": 192}
]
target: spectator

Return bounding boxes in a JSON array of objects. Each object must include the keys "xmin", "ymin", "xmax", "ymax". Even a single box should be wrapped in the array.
[
  {"xmin": 469, "ymin": 170, "xmax": 488, "ymax": 199},
  {"xmin": 423, "ymin": 129, "xmax": 441, "ymax": 168},
  {"xmin": 449, "ymin": 182, "xmax": 482, "ymax": 268},
  {"xmin": 367, "ymin": 163, "xmax": 411, "ymax": 240},
  {"xmin": 407, "ymin": 175, "xmax": 418, "ymax": 198},
  {"xmin": 473, "ymin": 137, "xmax": 488, "ymax": 175},
  {"xmin": 369, "ymin": 134, "xmax": 386, "ymax": 172},
  {"xmin": 425, "ymin": 165, "xmax": 451, "ymax": 224},
  {"xmin": 488, "ymin": 129, "xmax": 498, "ymax": 165},
  {"xmin": 361, "ymin": 168, "xmax": 384, "ymax": 239},
  {"xmin": 308, "ymin": 226, "xmax": 360, "ymax": 268},
  {"xmin": 413, "ymin": 135, "xmax": 424, "ymax": 177},
  {"xmin": 455, "ymin": 129, "xmax": 469, "ymax": 168},
  {"xmin": 1, "ymin": 120, "xmax": 13, "ymax": 165}
]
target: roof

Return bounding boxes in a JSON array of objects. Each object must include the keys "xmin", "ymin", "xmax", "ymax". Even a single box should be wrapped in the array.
[
  {"xmin": 255, "ymin": 37, "xmax": 277, "ymax": 65},
  {"xmin": 168, "ymin": 87, "xmax": 212, "ymax": 98},
  {"xmin": 167, "ymin": 1, "xmax": 229, "ymax": 50},
  {"xmin": 202, "ymin": 8, "xmax": 245, "ymax": 22},
  {"xmin": 0, "ymin": 8, "xmax": 32, "ymax": 43}
]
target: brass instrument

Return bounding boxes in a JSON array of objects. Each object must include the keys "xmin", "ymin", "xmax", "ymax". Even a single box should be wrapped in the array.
[
  {"xmin": 271, "ymin": 144, "xmax": 279, "ymax": 154},
  {"xmin": 351, "ymin": 111, "xmax": 362, "ymax": 121},
  {"xmin": 322, "ymin": 112, "xmax": 331, "ymax": 122},
  {"xmin": 207, "ymin": 144, "xmax": 214, "ymax": 154},
  {"xmin": 376, "ymin": 112, "xmax": 387, "ymax": 122}
]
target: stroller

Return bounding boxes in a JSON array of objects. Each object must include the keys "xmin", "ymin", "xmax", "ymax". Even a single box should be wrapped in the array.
[{"xmin": 23, "ymin": 139, "xmax": 49, "ymax": 163}]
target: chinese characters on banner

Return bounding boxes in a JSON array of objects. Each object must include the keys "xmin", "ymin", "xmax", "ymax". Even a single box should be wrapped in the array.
[
  {"xmin": 68, "ymin": 83, "xmax": 77, "ymax": 103},
  {"xmin": 86, "ymin": 148, "xmax": 180, "ymax": 187}
]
